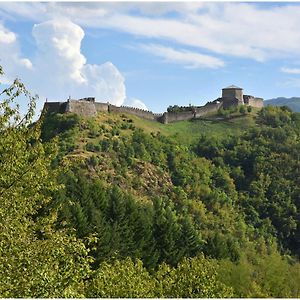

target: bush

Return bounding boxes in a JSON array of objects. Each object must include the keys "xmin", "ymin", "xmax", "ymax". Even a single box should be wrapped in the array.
[
  {"xmin": 101, "ymin": 139, "xmax": 111, "ymax": 152},
  {"xmin": 218, "ymin": 108, "xmax": 230, "ymax": 118},
  {"xmin": 239, "ymin": 106, "xmax": 246, "ymax": 115},
  {"xmin": 88, "ymin": 156, "xmax": 99, "ymax": 166},
  {"xmin": 86, "ymin": 142, "xmax": 95, "ymax": 152}
]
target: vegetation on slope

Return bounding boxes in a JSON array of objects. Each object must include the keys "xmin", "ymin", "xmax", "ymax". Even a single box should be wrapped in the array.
[
  {"xmin": 2, "ymin": 65, "xmax": 300, "ymax": 297},
  {"xmin": 41, "ymin": 101, "xmax": 300, "ymax": 297}
]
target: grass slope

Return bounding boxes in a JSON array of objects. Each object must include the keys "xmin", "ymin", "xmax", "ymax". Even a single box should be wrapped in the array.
[{"xmin": 96, "ymin": 111, "xmax": 257, "ymax": 145}]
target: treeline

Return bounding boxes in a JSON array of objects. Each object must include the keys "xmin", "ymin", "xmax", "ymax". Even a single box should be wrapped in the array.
[{"xmin": 167, "ymin": 104, "xmax": 195, "ymax": 113}]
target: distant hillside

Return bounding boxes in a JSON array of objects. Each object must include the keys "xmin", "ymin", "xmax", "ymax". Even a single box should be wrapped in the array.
[{"xmin": 264, "ymin": 97, "xmax": 300, "ymax": 112}]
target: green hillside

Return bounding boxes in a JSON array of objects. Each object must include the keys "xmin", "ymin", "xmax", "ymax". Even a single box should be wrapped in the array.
[
  {"xmin": 41, "ymin": 110, "xmax": 260, "ymax": 205},
  {"xmin": 40, "ymin": 105, "xmax": 300, "ymax": 297},
  {"xmin": 123, "ymin": 112, "xmax": 257, "ymax": 144},
  {"xmin": 42, "ymin": 107, "xmax": 258, "ymax": 149}
]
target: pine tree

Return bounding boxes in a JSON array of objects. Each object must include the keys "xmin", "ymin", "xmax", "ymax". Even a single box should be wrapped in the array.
[
  {"xmin": 178, "ymin": 215, "xmax": 203, "ymax": 258},
  {"xmin": 153, "ymin": 198, "xmax": 181, "ymax": 265}
]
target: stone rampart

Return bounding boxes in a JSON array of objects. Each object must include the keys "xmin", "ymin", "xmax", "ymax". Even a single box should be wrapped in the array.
[
  {"xmin": 66, "ymin": 100, "xmax": 97, "ymax": 117},
  {"xmin": 95, "ymin": 102, "xmax": 109, "ymax": 112},
  {"xmin": 78, "ymin": 97, "xmax": 96, "ymax": 102},
  {"xmin": 248, "ymin": 97, "xmax": 264, "ymax": 108},
  {"xmin": 162, "ymin": 111, "xmax": 195, "ymax": 124},
  {"xmin": 43, "ymin": 102, "xmax": 67, "ymax": 114},
  {"xmin": 153, "ymin": 113, "xmax": 163, "ymax": 122},
  {"xmin": 42, "ymin": 87, "xmax": 262, "ymax": 124},
  {"xmin": 194, "ymin": 102, "xmax": 223, "ymax": 118},
  {"xmin": 109, "ymin": 105, "xmax": 156, "ymax": 121},
  {"xmin": 108, "ymin": 104, "xmax": 122, "ymax": 113}
]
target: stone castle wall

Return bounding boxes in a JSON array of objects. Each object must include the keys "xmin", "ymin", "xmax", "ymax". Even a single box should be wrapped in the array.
[
  {"xmin": 42, "ymin": 99, "xmax": 230, "ymax": 124},
  {"xmin": 159, "ymin": 102, "xmax": 223, "ymax": 124},
  {"xmin": 42, "ymin": 87, "xmax": 263, "ymax": 124},
  {"xmin": 43, "ymin": 102, "xmax": 67, "ymax": 114},
  {"xmin": 43, "ymin": 100, "xmax": 158, "ymax": 120},
  {"xmin": 194, "ymin": 102, "xmax": 223, "ymax": 118},
  {"xmin": 108, "ymin": 105, "xmax": 156, "ymax": 121},
  {"xmin": 222, "ymin": 98, "xmax": 240, "ymax": 109},
  {"xmin": 248, "ymin": 97, "xmax": 264, "ymax": 108},
  {"xmin": 66, "ymin": 100, "xmax": 97, "ymax": 117},
  {"xmin": 94, "ymin": 102, "xmax": 109, "ymax": 112},
  {"xmin": 161, "ymin": 111, "xmax": 195, "ymax": 124}
]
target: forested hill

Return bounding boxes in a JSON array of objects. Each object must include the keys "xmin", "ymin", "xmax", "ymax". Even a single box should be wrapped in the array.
[
  {"xmin": 3, "ymin": 83, "xmax": 300, "ymax": 297},
  {"xmin": 39, "ymin": 105, "xmax": 300, "ymax": 297},
  {"xmin": 265, "ymin": 97, "xmax": 300, "ymax": 112}
]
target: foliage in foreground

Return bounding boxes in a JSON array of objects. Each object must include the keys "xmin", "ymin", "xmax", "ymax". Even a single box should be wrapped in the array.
[
  {"xmin": 88, "ymin": 255, "xmax": 233, "ymax": 298},
  {"xmin": 0, "ymin": 68, "xmax": 91, "ymax": 297}
]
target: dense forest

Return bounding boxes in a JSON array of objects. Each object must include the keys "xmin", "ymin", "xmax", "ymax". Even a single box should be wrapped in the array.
[{"xmin": 1, "ymin": 68, "xmax": 300, "ymax": 297}]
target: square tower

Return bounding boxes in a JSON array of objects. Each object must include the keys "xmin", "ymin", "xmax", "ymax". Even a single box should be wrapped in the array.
[{"xmin": 222, "ymin": 85, "xmax": 244, "ymax": 108}]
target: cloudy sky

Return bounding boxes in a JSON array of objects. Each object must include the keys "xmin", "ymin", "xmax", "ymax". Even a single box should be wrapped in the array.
[{"xmin": 1, "ymin": 1, "xmax": 300, "ymax": 114}]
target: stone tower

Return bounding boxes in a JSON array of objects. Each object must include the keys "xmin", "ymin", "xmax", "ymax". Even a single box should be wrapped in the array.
[{"xmin": 222, "ymin": 85, "xmax": 244, "ymax": 108}]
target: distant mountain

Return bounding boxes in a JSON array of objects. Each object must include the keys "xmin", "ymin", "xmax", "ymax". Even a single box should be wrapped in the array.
[{"xmin": 264, "ymin": 97, "xmax": 300, "ymax": 112}]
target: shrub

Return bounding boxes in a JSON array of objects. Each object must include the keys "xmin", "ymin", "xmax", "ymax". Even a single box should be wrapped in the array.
[{"xmin": 239, "ymin": 106, "xmax": 246, "ymax": 115}]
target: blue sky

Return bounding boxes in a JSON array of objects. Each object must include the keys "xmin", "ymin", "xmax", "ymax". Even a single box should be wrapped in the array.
[{"xmin": 1, "ymin": 2, "xmax": 300, "ymax": 114}]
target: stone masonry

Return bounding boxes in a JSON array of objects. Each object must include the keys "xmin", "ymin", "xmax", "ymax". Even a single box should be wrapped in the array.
[{"xmin": 42, "ymin": 86, "xmax": 264, "ymax": 124}]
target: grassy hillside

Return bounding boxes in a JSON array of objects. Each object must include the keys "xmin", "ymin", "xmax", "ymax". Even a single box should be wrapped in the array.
[
  {"xmin": 41, "ymin": 109, "xmax": 259, "ymax": 201},
  {"xmin": 91, "ymin": 109, "xmax": 258, "ymax": 145}
]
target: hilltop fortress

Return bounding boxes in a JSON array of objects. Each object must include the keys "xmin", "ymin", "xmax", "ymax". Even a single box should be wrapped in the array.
[{"xmin": 43, "ymin": 85, "xmax": 263, "ymax": 124}]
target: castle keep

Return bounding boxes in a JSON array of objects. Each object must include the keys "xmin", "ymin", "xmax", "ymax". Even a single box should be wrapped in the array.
[
  {"xmin": 43, "ymin": 86, "xmax": 263, "ymax": 124},
  {"xmin": 221, "ymin": 85, "xmax": 264, "ymax": 109}
]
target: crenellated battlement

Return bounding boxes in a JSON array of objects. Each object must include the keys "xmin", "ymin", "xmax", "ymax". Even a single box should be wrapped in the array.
[{"xmin": 119, "ymin": 105, "xmax": 153, "ymax": 113}]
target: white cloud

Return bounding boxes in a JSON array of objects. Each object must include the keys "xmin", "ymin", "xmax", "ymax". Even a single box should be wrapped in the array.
[
  {"xmin": 0, "ymin": 24, "xmax": 32, "ymax": 83},
  {"xmin": 60, "ymin": 3, "xmax": 300, "ymax": 62},
  {"xmin": 140, "ymin": 44, "xmax": 224, "ymax": 69},
  {"xmin": 107, "ymin": 2, "xmax": 207, "ymax": 16},
  {"xmin": 0, "ymin": 3, "xmax": 44, "ymax": 22},
  {"xmin": 124, "ymin": 98, "xmax": 148, "ymax": 110},
  {"xmin": 19, "ymin": 58, "xmax": 33, "ymax": 70},
  {"xmin": 96, "ymin": 9, "xmax": 267, "ymax": 62},
  {"xmin": 81, "ymin": 62, "xmax": 126, "ymax": 106},
  {"xmin": 0, "ymin": 2, "xmax": 206, "ymax": 22},
  {"xmin": 0, "ymin": 20, "xmax": 126, "ymax": 110},
  {"xmin": 0, "ymin": 25, "xmax": 16, "ymax": 43},
  {"xmin": 3, "ymin": 3, "xmax": 300, "ymax": 63},
  {"xmin": 281, "ymin": 67, "xmax": 300, "ymax": 74},
  {"xmin": 32, "ymin": 19, "xmax": 87, "ymax": 85}
]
